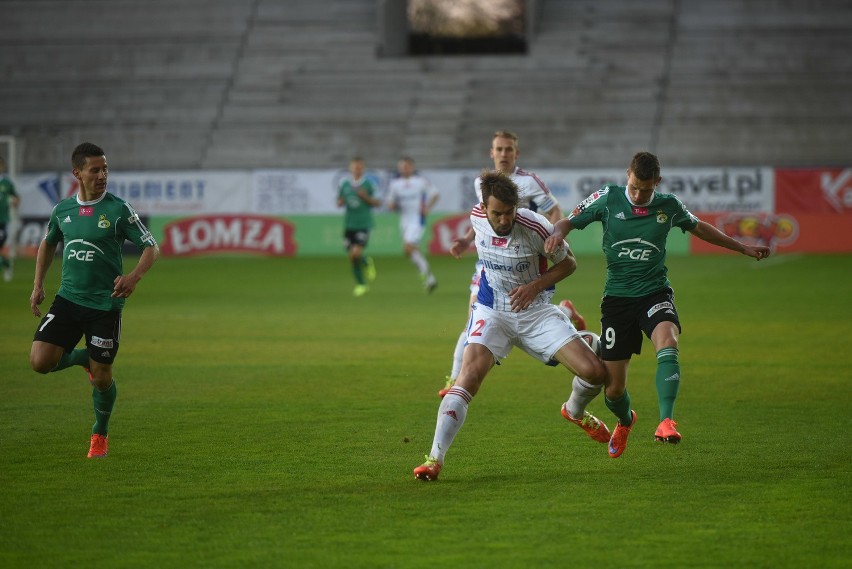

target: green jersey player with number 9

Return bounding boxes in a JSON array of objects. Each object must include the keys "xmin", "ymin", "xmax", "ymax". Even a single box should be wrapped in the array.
[
  {"xmin": 29, "ymin": 142, "xmax": 160, "ymax": 459},
  {"xmin": 545, "ymin": 152, "xmax": 770, "ymax": 458}
]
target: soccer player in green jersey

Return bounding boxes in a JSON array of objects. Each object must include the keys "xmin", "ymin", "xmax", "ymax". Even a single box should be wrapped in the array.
[
  {"xmin": 29, "ymin": 142, "xmax": 160, "ymax": 459},
  {"xmin": 545, "ymin": 152, "xmax": 770, "ymax": 458},
  {"xmin": 336, "ymin": 157, "xmax": 381, "ymax": 297},
  {"xmin": 0, "ymin": 156, "xmax": 20, "ymax": 282}
]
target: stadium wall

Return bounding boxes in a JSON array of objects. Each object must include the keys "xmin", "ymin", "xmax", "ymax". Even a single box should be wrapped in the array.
[{"xmin": 6, "ymin": 166, "xmax": 851, "ymax": 258}]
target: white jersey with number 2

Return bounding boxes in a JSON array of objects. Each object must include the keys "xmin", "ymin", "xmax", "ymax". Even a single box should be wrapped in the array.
[{"xmin": 470, "ymin": 206, "xmax": 568, "ymax": 312}]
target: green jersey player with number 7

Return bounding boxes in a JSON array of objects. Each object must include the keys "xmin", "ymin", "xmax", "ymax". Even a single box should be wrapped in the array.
[
  {"xmin": 29, "ymin": 142, "xmax": 159, "ymax": 459},
  {"xmin": 544, "ymin": 152, "xmax": 770, "ymax": 458}
]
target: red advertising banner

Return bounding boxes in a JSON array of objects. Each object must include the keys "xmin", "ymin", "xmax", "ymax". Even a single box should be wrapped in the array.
[
  {"xmin": 160, "ymin": 215, "xmax": 298, "ymax": 257},
  {"xmin": 691, "ymin": 212, "xmax": 852, "ymax": 254},
  {"xmin": 429, "ymin": 213, "xmax": 475, "ymax": 255},
  {"xmin": 693, "ymin": 168, "xmax": 852, "ymax": 254},
  {"xmin": 775, "ymin": 168, "xmax": 852, "ymax": 214}
]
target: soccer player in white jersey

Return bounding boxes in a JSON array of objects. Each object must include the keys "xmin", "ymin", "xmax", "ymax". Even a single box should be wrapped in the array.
[
  {"xmin": 386, "ymin": 156, "xmax": 439, "ymax": 292},
  {"xmin": 413, "ymin": 171, "xmax": 610, "ymax": 481},
  {"xmin": 439, "ymin": 130, "xmax": 565, "ymax": 397}
]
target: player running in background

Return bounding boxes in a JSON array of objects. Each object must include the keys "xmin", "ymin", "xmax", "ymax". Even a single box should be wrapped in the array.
[
  {"xmin": 0, "ymin": 156, "xmax": 20, "ymax": 282},
  {"xmin": 337, "ymin": 157, "xmax": 381, "ymax": 297},
  {"xmin": 414, "ymin": 171, "xmax": 610, "ymax": 481},
  {"xmin": 386, "ymin": 156, "xmax": 439, "ymax": 293},
  {"xmin": 545, "ymin": 151, "xmax": 770, "ymax": 458},
  {"xmin": 440, "ymin": 130, "xmax": 564, "ymax": 397},
  {"xmin": 29, "ymin": 142, "xmax": 160, "ymax": 458}
]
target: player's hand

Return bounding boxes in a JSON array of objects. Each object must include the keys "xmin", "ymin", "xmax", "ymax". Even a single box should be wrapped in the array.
[
  {"xmin": 449, "ymin": 238, "xmax": 471, "ymax": 259},
  {"xmin": 30, "ymin": 287, "xmax": 45, "ymax": 317},
  {"xmin": 543, "ymin": 235, "xmax": 563, "ymax": 254},
  {"xmin": 508, "ymin": 284, "xmax": 538, "ymax": 312},
  {"xmin": 747, "ymin": 246, "xmax": 771, "ymax": 260},
  {"xmin": 111, "ymin": 274, "xmax": 141, "ymax": 298}
]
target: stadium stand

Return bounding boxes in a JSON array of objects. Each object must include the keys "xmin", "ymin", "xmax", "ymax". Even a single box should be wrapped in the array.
[{"xmin": 1, "ymin": 0, "xmax": 850, "ymax": 171}]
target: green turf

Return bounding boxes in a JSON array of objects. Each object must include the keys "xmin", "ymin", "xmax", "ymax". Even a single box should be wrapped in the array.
[{"xmin": 1, "ymin": 253, "xmax": 850, "ymax": 568}]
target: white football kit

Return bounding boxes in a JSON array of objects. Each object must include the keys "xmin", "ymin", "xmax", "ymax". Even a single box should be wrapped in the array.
[
  {"xmin": 467, "ymin": 206, "xmax": 579, "ymax": 364},
  {"xmin": 387, "ymin": 174, "xmax": 439, "ymax": 244},
  {"xmin": 469, "ymin": 167, "xmax": 559, "ymax": 293}
]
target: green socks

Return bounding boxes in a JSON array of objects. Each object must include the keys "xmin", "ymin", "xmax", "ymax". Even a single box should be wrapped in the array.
[
  {"xmin": 605, "ymin": 390, "xmax": 634, "ymax": 426},
  {"xmin": 655, "ymin": 347, "xmax": 681, "ymax": 421},
  {"xmin": 352, "ymin": 257, "xmax": 365, "ymax": 284},
  {"xmin": 92, "ymin": 380, "xmax": 117, "ymax": 436},
  {"xmin": 51, "ymin": 348, "xmax": 90, "ymax": 372}
]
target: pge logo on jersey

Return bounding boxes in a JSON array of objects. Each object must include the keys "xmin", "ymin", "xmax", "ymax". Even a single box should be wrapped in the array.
[
  {"xmin": 612, "ymin": 238, "xmax": 661, "ymax": 261},
  {"xmin": 65, "ymin": 239, "xmax": 104, "ymax": 262}
]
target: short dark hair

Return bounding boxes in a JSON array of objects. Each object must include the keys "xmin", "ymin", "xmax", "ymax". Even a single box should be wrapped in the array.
[
  {"xmin": 479, "ymin": 170, "xmax": 519, "ymax": 207},
  {"xmin": 629, "ymin": 152, "xmax": 661, "ymax": 181},
  {"xmin": 71, "ymin": 142, "xmax": 105, "ymax": 169}
]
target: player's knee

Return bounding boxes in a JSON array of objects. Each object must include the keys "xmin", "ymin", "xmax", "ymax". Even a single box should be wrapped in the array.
[
  {"xmin": 30, "ymin": 354, "xmax": 55, "ymax": 374},
  {"xmin": 577, "ymin": 358, "xmax": 607, "ymax": 385}
]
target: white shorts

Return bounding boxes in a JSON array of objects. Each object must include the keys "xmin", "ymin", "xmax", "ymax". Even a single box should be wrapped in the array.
[
  {"xmin": 401, "ymin": 221, "xmax": 425, "ymax": 245},
  {"xmin": 465, "ymin": 302, "xmax": 580, "ymax": 364}
]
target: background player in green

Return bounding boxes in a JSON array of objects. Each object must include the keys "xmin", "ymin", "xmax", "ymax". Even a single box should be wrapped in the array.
[
  {"xmin": 29, "ymin": 142, "xmax": 160, "ymax": 459},
  {"xmin": 336, "ymin": 156, "xmax": 381, "ymax": 297},
  {"xmin": 545, "ymin": 151, "xmax": 770, "ymax": 458},
  {"xmin": 0, "ymin": 155, "xmax": 20, "ymax": 282}
]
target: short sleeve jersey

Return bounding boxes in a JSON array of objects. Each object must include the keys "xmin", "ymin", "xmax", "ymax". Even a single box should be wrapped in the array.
[
  {"xmin": 338, "ymin": 176, "xmax": 378, "ymax": 230},
  {"xmin": 475, "ymin": 167, "xmax": 558, "ymax": 214},
  {"xmin": 0, "ymin": 175, "xmax": 18, "ymax": 224},
  {"xmin": 387, "ymin": 174, "xmax": 438, "ymax": 228},
  {"xmin": 471, "ymin": 206, "xmax": 569, "ymax": 312},
  {"xmin": 569, "ymin": 185, "xmax": 699, "ymax": 297},
  {"xmin": 44, "ymin": 192, "xmax": 157, "ymax": 311}
]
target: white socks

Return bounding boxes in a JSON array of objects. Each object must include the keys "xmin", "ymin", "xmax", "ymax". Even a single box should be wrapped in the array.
[
  {"xmin": 450, "ymin": 329, "xmax": 466, "ymax": 379},
  {"xmin": 564, "ymin": 375, "xmax": 602, "ymax": 419},
  {"xmin": 429, "ymin": 386, "xmax": 472, "ymax": 463},
  {"xmin": 410, "ymin": 250, "xmax": 431, "ymax": 277}
]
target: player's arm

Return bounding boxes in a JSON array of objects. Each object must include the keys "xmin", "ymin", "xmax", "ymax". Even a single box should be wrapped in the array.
[
  {"xmin": 544, "ymin": 218, "xmax": 576, "ymax": 254},
  {"xmin": 509, "ymin": 249, "xmax": 577, "ymax": 312},
  {"xmin": 689, "ymin": 220, "xmax": 771, "ymax": 260},
  {"xmin": 450, "ymin": 219, "xmax": 476, "ymax": 259},
  {"xmin": 112, "ymin": 244, "xmax": 160, "ymax": 298},
  {"xmin": 357, "ymin": 190, "xmax": 382, "ymax": 207},
  {"xmin": 543, "ymin": 204, "xmax": 563, "ymax": 224},
  {"xmin": 422, "ymin": 190, "xmax": 440, "ymax": 215},
  {"xmin": 357, "ymin": 181, "xmax": 382, "ymax": 207},
  {"xmin": 30, "ymin": 239, "xmax": 59, "ymax": 317}
]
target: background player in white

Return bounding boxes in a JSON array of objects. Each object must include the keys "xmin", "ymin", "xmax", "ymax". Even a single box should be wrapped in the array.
[
  {"xmin": 386, "ymin": 156, "xmax": 439, "ymax": 292},
  {"xmin": 439, "ymin": 130, "xmax": 566, "ymax": 397},
  {"xmin": 413, "ymin": 171, "xmax": 610, "ymax": 481}
]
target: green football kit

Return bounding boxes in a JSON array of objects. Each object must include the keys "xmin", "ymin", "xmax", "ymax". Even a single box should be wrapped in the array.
[
  {"xmin": 0, "ymin": 175, "xmax": 18, "ymax": 225},
  {"xmin": 0, "ymin": 175, "xmax": 18, "ymax": 270},
  {"xmin": 338, "ymin": 176, "xmax": 377, "ymax": 231},
  {"xmin": 569, "ymin": 185, "xmax": 699, "ymax": 298},
  {"xmin": 36, "ymin": 191, "xmax": 156, "ymax": 440},
  {"xmin": 569, "ymin": 185, "xmax": 700, "ymax": 425},
  {"xmin": 45, "ymin": 192, "xmax": 157, "ymax": 312}
]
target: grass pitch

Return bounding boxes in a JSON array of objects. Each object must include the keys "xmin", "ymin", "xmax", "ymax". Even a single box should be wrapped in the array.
[{"xmin": 0, "ymin": 252, "xmax": 850, "ymax": 568}]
